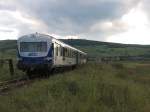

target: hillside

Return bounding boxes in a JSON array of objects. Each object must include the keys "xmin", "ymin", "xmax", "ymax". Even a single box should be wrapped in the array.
[
  {"xmin": 1, "ymin": 39, "xmax": 150, "ymax": 58},
  {"xmin": 61, "ymin": 39, "xmax": 150, "ymax": 57}
]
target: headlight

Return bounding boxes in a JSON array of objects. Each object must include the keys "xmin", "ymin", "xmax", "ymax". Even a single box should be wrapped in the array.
[
  {"xmin": 44, "ymin": 57, "xmax": 52, "ymax": 61},
  {"xmin": 17, "ymin": 57, "xmax": 22, "ymax": 61}
]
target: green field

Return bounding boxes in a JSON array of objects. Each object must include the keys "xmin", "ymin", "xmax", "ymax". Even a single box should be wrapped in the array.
[{"xmin": 0, "ymin": 62, "xmax": 150, "ymax": 112}]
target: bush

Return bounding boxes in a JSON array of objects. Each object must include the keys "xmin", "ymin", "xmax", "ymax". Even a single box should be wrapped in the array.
[
  {"xmin": 67, "ymin": 81, "xmax": 79, "ymax": 96},
  {"xmin": 112, "ymin": 63, "xmax": 124, "ymax": 69}
]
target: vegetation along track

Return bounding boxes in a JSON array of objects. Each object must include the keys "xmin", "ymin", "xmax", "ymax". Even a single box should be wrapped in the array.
[{"xmin": 0, "ymin": 77, "xmax": 31, "ymax": 95}]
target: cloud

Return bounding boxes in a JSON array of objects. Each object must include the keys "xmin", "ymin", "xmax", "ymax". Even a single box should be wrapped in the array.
[
  {"xmin": 14, "ymin": 0, "xmax": 141, "ymax": 39},
  {"xmin": 0, "ymin": 0, "xmax": 149, "ymax": 44},
  {"xmin": 107, "ymin": 2, "xmax": 150, "ymax": 44},
  {"xmin": 13, "ymin": 0, "xmax": 130, "ymax": 35},
  {"xmin": 0, "ymin": 9, "xmax": 49, "ymax": 39}
]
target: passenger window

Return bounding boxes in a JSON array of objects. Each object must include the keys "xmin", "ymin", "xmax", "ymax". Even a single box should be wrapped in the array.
[
  {"xmin": 70, "ymin": 49, "xmax": 72, "ymax": 57},
  {"xmin": 69, "ymin": 49, "xmax": 70, "ymax": 57},
  {"xmin": 65, "ymin": 48, "xmax": 67, "ymax": 57},
  {"xmin": 63, "ymin": 47, "xmax": 65, "ymax": 57},
  {"xmin": 60, "ymin": 46, "xmax": 63, "ymax": 56},
  {"xmin": 56, "ymin": 46, "xmax": 58, "ymax": 56},
  {"xmin": 67, "ymin": 49, "xmax": 69, "ymax": 57}
]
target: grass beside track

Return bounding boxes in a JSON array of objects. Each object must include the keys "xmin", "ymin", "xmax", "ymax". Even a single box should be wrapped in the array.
[
  {"xmin": 0, "ymin": 59, "xmax": 25, "ymax": 81},
  {"xmin": 0, "ymin": 62, "xmax": 150, "ymax": 112}
]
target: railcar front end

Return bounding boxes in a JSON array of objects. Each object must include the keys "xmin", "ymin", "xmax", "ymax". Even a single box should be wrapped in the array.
[{"xmin": 17, "ymin": 33, "xmax": 53, "ymax": 72}]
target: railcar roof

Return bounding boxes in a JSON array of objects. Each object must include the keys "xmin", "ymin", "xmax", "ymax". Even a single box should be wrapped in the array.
[
  {"xmin": 52, "ymin": 38, "xmax": 86, "ymax": 55},
  {"xmin": 18, "ymin": 33, "xmax": 53, "ymax": 41}
]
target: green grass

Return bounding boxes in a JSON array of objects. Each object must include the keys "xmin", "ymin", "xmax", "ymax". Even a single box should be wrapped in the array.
[
  {"xmin": 0, "ymin": 62, "xmax": 150, "ymax": 112},
  {"xmin": 0, "ymin": 59, "xmax": 25, "ymax": 81}
]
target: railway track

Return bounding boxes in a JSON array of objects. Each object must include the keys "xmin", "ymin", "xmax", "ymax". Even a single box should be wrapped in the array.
[
  {"xmin": 0, "ymin": 77, "xmax": 31, "ymax": 95},
  {"xmin": 0, "ymin": 68, "xmax": 71, "ymax": 95}
]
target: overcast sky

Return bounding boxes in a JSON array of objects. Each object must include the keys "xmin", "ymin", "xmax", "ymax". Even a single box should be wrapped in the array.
[{"xmin": 0, "ymin": 0, "xmax": 150, "ymax": 44}]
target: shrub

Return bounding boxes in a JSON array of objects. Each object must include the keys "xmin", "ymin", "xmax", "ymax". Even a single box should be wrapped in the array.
[
  {"xmin": 112, "ymin": 63, "xmax": 124, "ymax": 69},
  {"xmin": 67, "ymin": 81, "xmax": 79, "ymax": 96}
]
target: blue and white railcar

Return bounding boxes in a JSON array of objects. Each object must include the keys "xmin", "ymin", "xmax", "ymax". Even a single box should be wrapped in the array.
[{"xmin": 17, "ymin": 33, "xmax": 87, "ymax": 74}]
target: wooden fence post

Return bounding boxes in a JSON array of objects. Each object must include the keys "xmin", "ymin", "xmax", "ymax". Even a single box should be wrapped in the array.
[{"xmin": 8, "ymin": 59, "xmax": 14, "ymax": 76}]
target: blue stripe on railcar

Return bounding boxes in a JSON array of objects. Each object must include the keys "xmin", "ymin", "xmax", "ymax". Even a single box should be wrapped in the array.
[
  {"xmin": 21, "ymin": 57, "xmax": 51, "ymax": 65},
  {"xmin": 19, "ymin": 46, "xmax": 53, "ymax": 65}
]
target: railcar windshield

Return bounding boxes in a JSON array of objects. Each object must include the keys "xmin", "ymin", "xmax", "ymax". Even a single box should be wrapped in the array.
[{"xmin": 20, "ymin": 42, "xmax": 47, "ymax": 52}]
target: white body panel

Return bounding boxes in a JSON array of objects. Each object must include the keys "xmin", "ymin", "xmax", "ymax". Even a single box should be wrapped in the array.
[{"xmin": 52, "ymin": 38, "xmax": 77, "ymax": 67}]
